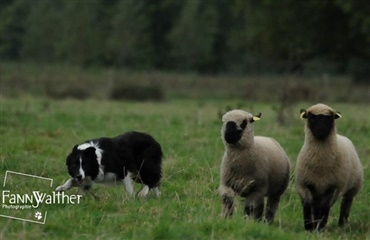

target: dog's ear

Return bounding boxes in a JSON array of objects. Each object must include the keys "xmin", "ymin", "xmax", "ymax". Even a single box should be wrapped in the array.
[
  {"xmin": 82, "ymin": 147, "xmax": 96, "ymax": 160},
  {"xmin": 66, "ymin": 145, "xmax": 79, "ymax": 165},
  {"xmin": 72, "ymin": 144, "xmax": 78, "ymax": 152}
]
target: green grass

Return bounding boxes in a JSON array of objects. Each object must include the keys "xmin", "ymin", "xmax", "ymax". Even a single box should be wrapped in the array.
[{"xmin": 0, "ymin": 98, "xmax": 369, "ymax": 239}]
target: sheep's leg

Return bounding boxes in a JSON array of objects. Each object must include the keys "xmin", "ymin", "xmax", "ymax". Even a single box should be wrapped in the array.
[
  {"xmin": 221, "ymin": 194, "xmax": 234, "ymax": 218},
  {"xmin": 321, "ymin": 207, "xmax": 331, "ymax": 229},
  {"xmin": 244, "ymin": 199, "xmax": 253, "ymax": 217},
  {"xmin": 265, "ymin": 196, "xmax": 280, "ymax": 224},
  {"xmin": 314, "ymin": 186, "xmax": 336, "ymax": 230},
  {"xmin": 302, "ymin": 198, "xmax": 314, "ymax": 231},
  {"xmin": 310, "ymin": 204, "xmax": 330, "ymax": 230},
  {"xmin": 338, "ymin": 196, "xmax": 353, "ymax": 226},
  {"xmin": 252, "ymin": 197, "xmax": 264, "ymax": 222},
  {"xmin": 312, "ymin": 202, "xmax": 322, "ymax": 230},
  {"xmin": 338, "ymin": 189, "xmax": 356, "ymax": 226},
  {"xmin": 312, "ymin": 201, "xmax": 331, "ymax": 231},
  {"xmin": 220, "ymin": 185, "xmax": 235, "ymax": 218}
]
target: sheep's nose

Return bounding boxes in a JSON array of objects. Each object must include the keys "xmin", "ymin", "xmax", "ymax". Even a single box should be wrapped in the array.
[
  {"xmin": 225, "ymin": 133, "xmax": 241, "ymax": 144},
  {"xmin": 224, "ymin": 121, "xmax": 243, "ymax": 144},
  {"xmin": 76, "ymin": 174, "xmax": 82, "ymax": 180}
]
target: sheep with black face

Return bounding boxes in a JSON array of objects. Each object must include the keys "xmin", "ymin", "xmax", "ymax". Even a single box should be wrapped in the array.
[
  {"xmin": 219, "ymin": 110, "xmax": 290, "ymax": 224},
  {"xmin": 296, "ymin": 103, "xmax": 363, "ymax": 231}
]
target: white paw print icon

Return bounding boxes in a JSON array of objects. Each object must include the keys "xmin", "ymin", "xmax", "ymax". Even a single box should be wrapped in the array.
[{"xmin": 34, "ymin": 211, "xmax": 42, "ymax": 220}]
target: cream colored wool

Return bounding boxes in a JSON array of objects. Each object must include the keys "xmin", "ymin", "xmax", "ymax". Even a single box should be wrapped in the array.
[
  {"xmin": 219, "ymin": 110, "xmax": 290, "ymax": 223},
  {"xmin": 295, "ymin": 103, "xmax": 363, "ymax": 230}
]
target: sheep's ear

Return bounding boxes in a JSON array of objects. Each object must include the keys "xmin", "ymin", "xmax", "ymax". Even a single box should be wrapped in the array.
[
  {"xmin": 334, "ymin": 111, "xmax": 342, "ymax": 119},
  {"xmin": 251, "ymin": 113, "xmax": 261, "ymax": 122},
  {"xmin": 300, "ymin": 109, "xmax": 307, "ymax": 119}
]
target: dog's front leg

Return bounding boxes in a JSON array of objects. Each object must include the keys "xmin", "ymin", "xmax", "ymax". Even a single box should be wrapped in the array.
[
  {"xmin": 137, "ymin": 185, "xmax": 149, "ymax": 198},
  {"xmin": 123, "ymin": 172, "xmax": 134, "ymax": 196},
  {"xmin": 55, "ymin": 178, "xmax": 79, "ymax": 192}
]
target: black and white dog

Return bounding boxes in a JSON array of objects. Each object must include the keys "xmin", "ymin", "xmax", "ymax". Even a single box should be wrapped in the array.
[{"xmin": 55, "ymin": 131, "xmax": 163, "ymax": 197}]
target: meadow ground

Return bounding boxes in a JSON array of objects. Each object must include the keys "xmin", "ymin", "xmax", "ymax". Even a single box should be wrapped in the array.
[{"xmin": 0, "ymin": 97, "xmax": 369, "ymax": 240}]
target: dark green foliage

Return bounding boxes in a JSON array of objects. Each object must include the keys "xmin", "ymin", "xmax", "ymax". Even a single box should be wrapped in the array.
[
  {"xmin": 0, "ymin": 0, "xmax": 31, "ymax": 60},
  {"xmin": 20, "ymin": 0, "xmax": 61, "ymax": 62},
  {"xmin": 348, "ymin": 58, "xmax": 370, "ymax": 84},
  {"xmin": 109, "ymin": 0, "xmax": 153, "ymax": 68},
  {"xmin": 45, "ymin": 83, "xmax": 90, "ymax": 100},
  {"xmin": 168, "ymin": 1, "xmax": 219, "ymax": 72},
  {"xmin": 0, "ymin": 0, "xmax": 369, "ymax": 77}
]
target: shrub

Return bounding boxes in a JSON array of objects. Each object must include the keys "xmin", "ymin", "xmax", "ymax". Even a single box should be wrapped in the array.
[
  {"xmin": 109, "ymin": 83, "xmax": 165, "ymax": 101},
  {"xmin": 348, "ymin": 58, "xmax": 370, "ymax": 85},
  {"xmin": 45, "ymin": 82, "xmax": 90, "ymax": 100}
]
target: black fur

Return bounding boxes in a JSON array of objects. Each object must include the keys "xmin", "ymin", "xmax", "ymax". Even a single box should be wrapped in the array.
[
  {"xmin": 307, "ymin": 113, "xmax": 335, "ymax": 140},
  {"xmin": 224, "ymin": 121, "xmax": 243, "ymax": 144},
  {"xmin": 301, "ymin": 184, "xmax": 337, "ymax": 231},
  {"xmin": 66, "ymin": 131, "xmax": 162, "ymax": 189},
  {"xmin": 224, "ymin": 116, "xmax": 256, "ymax": 144}
]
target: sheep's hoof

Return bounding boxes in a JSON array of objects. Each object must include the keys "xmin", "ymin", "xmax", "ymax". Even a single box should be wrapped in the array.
[
  {"xmin": 304, "ymin": 222, "xmax": 314, "ymax": 231},
  {"xmin": 338, "ymin": 218, "xmax": 348, "ymax": 227}
]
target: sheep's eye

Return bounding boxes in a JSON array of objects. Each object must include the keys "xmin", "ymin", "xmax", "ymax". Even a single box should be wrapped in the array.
[{"xmin": 240, "ymin": 120, "xmax": 247, "ymax": 129}]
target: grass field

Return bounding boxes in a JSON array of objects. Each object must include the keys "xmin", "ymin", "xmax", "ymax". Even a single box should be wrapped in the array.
[{"xmin": 0, "ymin": 97, "xmax": 369, "ymax": 239}]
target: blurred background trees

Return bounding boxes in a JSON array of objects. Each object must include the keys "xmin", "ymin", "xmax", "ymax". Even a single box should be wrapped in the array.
[{"xmin": 1, "ymin": 0, "xmax": 369, "ymax": 83}]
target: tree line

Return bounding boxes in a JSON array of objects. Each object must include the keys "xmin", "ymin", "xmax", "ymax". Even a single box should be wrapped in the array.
[{"xmin": 1, "ymin": 0, "xmax": 369, "ymax": 79}]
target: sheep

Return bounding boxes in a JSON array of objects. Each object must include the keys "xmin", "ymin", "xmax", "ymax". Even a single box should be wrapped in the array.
[
  {"xmin": 219, "ymin": 110, "xmax": 290, "ymax": 224},
  {"xmin": 295, "ymin": 103, "xmax": 364, "ymax": 231}
]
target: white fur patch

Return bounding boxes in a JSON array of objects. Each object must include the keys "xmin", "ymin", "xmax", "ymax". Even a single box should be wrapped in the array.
[
  {"xmin": 123, "ymin": 172, "xmax": 134, "ymax": 195},
  {"xmin": 55, "ymin": 179, "xmax": 73, "ymax": 192},
  {"xmin": 152, "ymin": 187, "xmax": 161, "ymax": 198},
  {"xmin": 78, "ymin": 157, "xmax": 85, "ymax": 179},
  {"xmin": 95, "ymin": 166, "xmax": 105, "ymax": 182},
  {"xmin": 137, "ymin": 185, "xmax": 150, "ymax": 198}
]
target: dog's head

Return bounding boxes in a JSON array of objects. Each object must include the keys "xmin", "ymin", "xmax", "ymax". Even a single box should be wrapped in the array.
[{"xmin": 66, "ymin": 142, "xmax": 102, "ymax": 184}]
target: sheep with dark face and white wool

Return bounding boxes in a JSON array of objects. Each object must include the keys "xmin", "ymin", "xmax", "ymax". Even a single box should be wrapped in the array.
[
  {"xmin": 296, "ymin": 103, "xmax": 363, "ymax": 231},
  {"xmin": 219, "ymin": 110, "xmax": 290, "ymax": 224}
]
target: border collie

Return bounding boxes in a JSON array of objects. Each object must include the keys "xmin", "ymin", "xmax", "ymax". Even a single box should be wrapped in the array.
[{"xmin": 55, "ymin": 131, "xmax": 163, "ymax": 197}]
